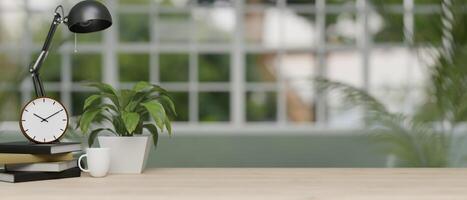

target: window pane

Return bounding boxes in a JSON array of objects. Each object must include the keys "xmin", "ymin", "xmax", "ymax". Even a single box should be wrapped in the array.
[
  {"xmin": 72, "ymin": 54, "xmax": 102, "ymax": 82},
  {"xmin": 246, "ymin": 53, "xmax": 277, "ymax": 82},
  {"xmin": 160, "ymin": 53, "xmax": 189, "ymax": 82},
  {"xmin": 0, "ymin": 51, "xmax": 23, "ymax": 82},
  {"xmin": 169, "ymin": 92, "xmax": 189, "ymax": 121},
  {"xmin": 370, "ymin": 47, "xmax": 410, "ymax": 89},
  {"xmin": 76, "ymin": 32, "xmax": 102, "ymax": 44},
  {"xmin": 245, "ymin": 9, "xmax": 312, "ymax": 48},
  {"xmin": 328, "ymin": 92, "xmax": 361, "ymax": 127},
  {"xmin": 282, "ymin": 53, "xmax": 315, "ymax": 122},
  {"xmin": 119, "ymin": 53, "xmax": 149, "ymax": 82},
  {"xmin": 0, "ymin": 91, "xmax": 20, "ymax": 121},
  {"xmin": 1, "ymin": 0, "xmax": 24, "ymax": 10},
  {"xmin": 284, "ymin": 12, "xmax": 314, "ymax": 48},
  {"xmin": 247, "ymin": 0, "xmax": 277, "ymax": 5},
  {"xmin": 119, "ymin": 13, "xmax": 150, "ymax": 42},
  {"xmin": 370, "ymin": 47, "xmax": 430, "ymax": 113},
  {"xmin": 193, "ymin": 7, "xmax": 234, "ymax": 44},
  {"xmin": 410, "ymin": 47, "xmax": 434, "ymax": 87},
  {"xmin": 36, "ymin": 91, "xmax": 61, "ymax": 102},
  {"xmin": 286, "ymin": 81, "xmax": 315, "ymax": 122},
  {"xmin": 0, "ymin": 50, "xmax": 22, "ymax": 122},
  {"xmin": 157, "ymin": 12, "xmax": 191, "ymax": 44},
  {"xmin": 374, "ymin": 13, "xmax": 403, "ymax": 43},
  {"xmin": 31, "ymin": 53, "xmax": 61, "ymax": 82},
  {"xmin": 71, "ymin": 92, "xmax": 93, "ymax": 116},
  {"xmin": 119, "ymin": 0, "xmax": 150, "ymax": 4},
  {"xmin": 155, "ymin": 0, "xmax": 191, "ymax": 7},
  {"xmin": 199, "ymin": 92, "xmax": 230, "ymax": 122},
  {"xmin": 369, "ymin": 47, "xmax": 425, "ymax": 110},
  {"xmin": 27, "ymin": 0, "xmax": 60, "ymax": 11},
  {"xmin": 327, "ymin": 50, "xmax": 362, "ymax": 87},
  {"xmin": 246, "ymin": 91, "xmax": 277, "ymax": 122},
  {"xmin": 376, "ymin": 0, "xmax": 402, "ymax": 3},
  {"xmin": 414, "ymin": 13, "xmax": 441, "ymax": 44},
  {"xmin": 30, "ymin": 12, "xmax": 62, "ymax": 44},
  {"xmin": 281, "ymin": 53, "xmax": 314, "ymax": 82},
  {"xmin": 370, "ymin": 87, "xmax": 414, "ymax": 113},
  {"xmin": 286, "ymin": 0, "xmax": 313, "ymax": 4},
  {"xmin": 197, "ymin": 0, "xmax": 233, "ymax": 6},
  {"xmin": 198, "ymin": 54, "xmax": 230, "ymax": 82},
  {"xmin": 245, "ymin": 11, "xmax": 276, "ymax": 47},
  {"xmin": 326, "ymin": 13, "xmax": 357, "ymax": 45},
  {"xmin": 414, "ymin": 0, "xmax": 439, "ymax": 4},
  {"xmin": 327, "ymin": 50, "xmax": 362, "ymax": 126},
  {"xmin": 0, "ymin": 12, "xmax": 25, "ymax": 45},
  {"xmin": 326, "ymin": 0, "xmax": 356, "ymax": 4}
]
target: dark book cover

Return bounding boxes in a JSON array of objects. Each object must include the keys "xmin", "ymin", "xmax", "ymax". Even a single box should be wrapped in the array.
[
  {"xmin": 0, "ymin": 142, "xmax": 81, "ymax": 154},
  {"xmin": 0, "ymin": 167, "xmax": 81, "ymax": 183}
]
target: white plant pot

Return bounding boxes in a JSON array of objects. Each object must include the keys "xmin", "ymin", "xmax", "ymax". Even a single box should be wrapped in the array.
[{"xmin": 98, "ymin": 135, "xmax": 151, "ymax": 174}]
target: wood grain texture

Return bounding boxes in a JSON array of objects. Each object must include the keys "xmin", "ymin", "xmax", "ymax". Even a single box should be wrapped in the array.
[{"xmin": 1, "ymin": 168, "xmax": 467, "ymax": 200}]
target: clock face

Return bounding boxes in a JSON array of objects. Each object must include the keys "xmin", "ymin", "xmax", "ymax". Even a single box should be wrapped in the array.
[{"xmin": 19, "ymin": 97, "xmax": 69, "ymax": 143}]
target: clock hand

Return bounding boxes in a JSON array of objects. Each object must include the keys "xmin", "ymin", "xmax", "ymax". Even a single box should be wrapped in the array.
[
  {"xmin": 33, "ymin": 113, "xmax": 49, "ymax": 122},
  {"xmin": 42, "ymin": 109, "xmax": 64, "ymax": 122}
]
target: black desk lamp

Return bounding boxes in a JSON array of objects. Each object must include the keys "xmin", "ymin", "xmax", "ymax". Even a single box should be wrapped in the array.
[{"xmin": 29, "ymin": 0, "xmax": 112, "ymax": 97}]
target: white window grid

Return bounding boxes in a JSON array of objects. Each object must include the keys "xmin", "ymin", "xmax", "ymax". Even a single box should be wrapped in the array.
[{"xmin": 0, "ymin": 0, "xmax": 443, "ymax": 133}]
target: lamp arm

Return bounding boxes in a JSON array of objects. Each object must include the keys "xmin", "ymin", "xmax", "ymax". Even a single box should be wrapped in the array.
[{"xmin": 29, "ymin": 11, "xmax": 64, "ymax": 97}]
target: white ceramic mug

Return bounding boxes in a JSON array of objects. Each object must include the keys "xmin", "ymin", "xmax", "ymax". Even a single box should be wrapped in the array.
[{"xmin": 78, "ymin": 148, "xmax": 110, "ymax": 177}]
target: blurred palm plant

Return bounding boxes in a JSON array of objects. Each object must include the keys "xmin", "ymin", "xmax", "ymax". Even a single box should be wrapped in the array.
[
  {"xmin": 317, "ymin": 0, "xmax": 467, "ymax": 167},
  {"xmin": 316, "ymin": 78, "xmax": 450, "ymax": 167}
]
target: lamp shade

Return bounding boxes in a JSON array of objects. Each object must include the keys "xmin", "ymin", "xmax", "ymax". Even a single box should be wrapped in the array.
[{"xmin": 67, "ymin": 0, "xmax": 112, "ymax": 33}]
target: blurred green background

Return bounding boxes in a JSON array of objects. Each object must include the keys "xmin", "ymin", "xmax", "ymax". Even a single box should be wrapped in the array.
[{"xmin": 0, "ymin": 0, "xmax": 462, "ymax": 167}]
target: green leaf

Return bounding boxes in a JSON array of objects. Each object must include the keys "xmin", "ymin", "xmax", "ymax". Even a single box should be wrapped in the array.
[
  {"xmin": 133, "ymin": 81, "xmax": 152, "ymax": 92},
  {"xmin": 122, "ymin": 111, "xmax": 140, "ymax": 135},
  {"xmin": 87, "ymin": 82, "xmax": 119, "ymax": 108},
  {"xmin": 134, "ymin": 120, "xmax": 144, "ymax": 135},
  {"xmin": 141, "ymin": 100, "xmax": 166, "ymax": 130},
  {"xmin": 83, "ymin": 94, "xmax": 101, "ymax": 111},
  {"xmin": 112, "ymin": 115, "xmax": 127, "ymax": 136},
  {"xmin": 125, "ymin": 92, "xmax": 148, "ymax": 112},
  {"xmin": 79, "ymin": 108, "xmax": 102, "ymax": 134},
  {"xmin": 164, "ymin": 116, "xmax": 172, "ymax": 136},
  {"xmin": 315, "ymin": 77, "xmax": 387, "ymax": 113},
  {"xmin": 75, "ymin": 117, "xmax": 81, "ymax": 130},
  {"xmin": 151, "ymin": 84, "xmax": 169, "ymax": 95},
  {"xmin": 102, "ymin": 104, "xmax": 118, "ymax": 112},
  {"xmin": 101, "ymin": 93, "xmax": 120, "ymax": 109},
  {"xmin": 119, "ymin": 89, "xmax": 136, "ymax": 110},
  {"xmin": 143, "ymin": 124, "xmax": 159, "ymax": 148},
  {"xmin": 83, "ymin": 102, "xmax": 117, "ymax": 118},
  {"xmin": 160, "ymin": 95, "xmax": 177, "ymax": 117},
  {"xmin": 97, "ymin": 113, "xmax": 113, "ymax": 124},
  {"xmin": 88, "ymin": 128, "xmax": 113, "ymax": 147},
  {"xmin": 87, "ymin": 82, "xmax": 118, "ymax": 96}
]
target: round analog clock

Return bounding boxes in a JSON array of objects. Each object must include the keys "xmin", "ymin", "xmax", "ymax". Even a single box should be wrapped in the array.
[{"xmin": 19, "ymin": 97, "xmax": 69, "ymax": 143}]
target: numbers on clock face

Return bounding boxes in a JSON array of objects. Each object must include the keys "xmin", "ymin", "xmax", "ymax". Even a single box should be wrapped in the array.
[{"xmin": 20, "ymin": 97, "xmax": 69, "ymax": 143}]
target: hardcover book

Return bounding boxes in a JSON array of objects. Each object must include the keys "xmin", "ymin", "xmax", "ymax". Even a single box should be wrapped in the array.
[
  {"xmin": 5, "ymin": 160, "xmax": 78, "ymax": 172},
  {"xmin": 0, "ymin": 142, "xmax": 81, "ymax": 154},
  {"xmin": 0, "ymin": 153, "xmax": 73, "ymax": 165},
  {"xmin": 0, "ymin": 167, "xmax": 81, "ymax": 183}
]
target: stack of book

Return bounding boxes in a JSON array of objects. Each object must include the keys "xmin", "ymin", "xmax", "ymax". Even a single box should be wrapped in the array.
[{"xmin": 0, "ymin": 142, "xmax": 82, "ymax": 183}]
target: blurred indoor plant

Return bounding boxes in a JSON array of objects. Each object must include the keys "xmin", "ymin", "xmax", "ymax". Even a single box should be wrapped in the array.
[
  {"xmin": 78, "ymin": 81, "xmax": 176, "ymax": 173},
  {"xmin": 317, "ymin": 0, "xmax": 467, "ymax": 167},
  {"xmin": 316, "ymin": 78, "xmax": 451, "ymax": 167}
]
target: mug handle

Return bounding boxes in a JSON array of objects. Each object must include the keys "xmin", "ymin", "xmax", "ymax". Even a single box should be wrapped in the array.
[{"xmin": 78, "ymin": 154, "xmax": 90, "ymax": 172}]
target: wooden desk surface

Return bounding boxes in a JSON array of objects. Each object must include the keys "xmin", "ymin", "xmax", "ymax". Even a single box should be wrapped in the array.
[{"xmin": 1, "ymin": 168, "xmax": 467, "ymax": 200}]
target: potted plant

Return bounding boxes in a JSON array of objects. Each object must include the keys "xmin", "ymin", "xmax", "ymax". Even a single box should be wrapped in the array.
[{"xmin": 78, "ymin": 81, "xmax": 175, "ymax": 173}]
